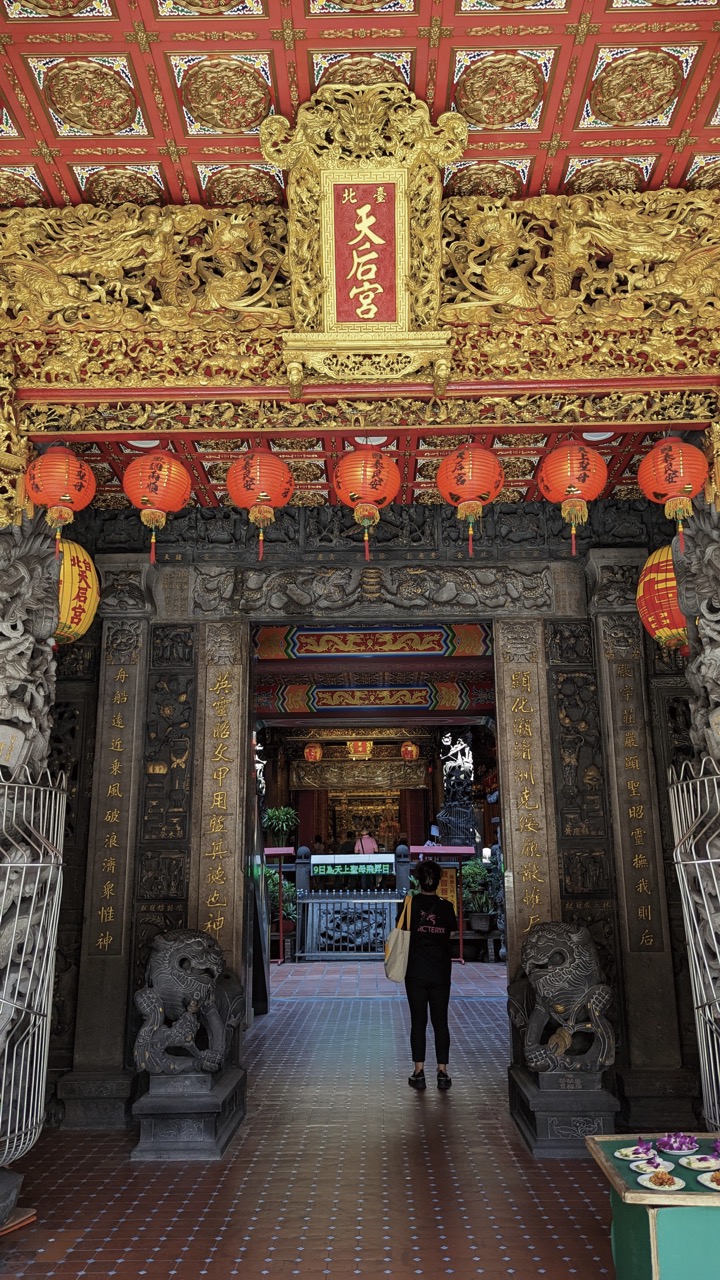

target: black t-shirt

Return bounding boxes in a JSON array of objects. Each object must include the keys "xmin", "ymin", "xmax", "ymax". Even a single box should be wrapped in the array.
[{"xmin": 400, "ymin": 892, "xmax": 457, "ymax": 985}]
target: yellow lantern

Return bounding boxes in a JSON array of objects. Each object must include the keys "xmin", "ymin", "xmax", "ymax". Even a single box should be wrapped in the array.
[{"xmin": 55, "ymin": 540, "xmax": 100, "ymax": 645}]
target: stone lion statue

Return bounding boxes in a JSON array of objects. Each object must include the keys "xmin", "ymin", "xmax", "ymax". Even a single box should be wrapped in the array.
[
  {"xmin": 133, "ymin": 928, "xmax": 244, "ymax": 1075},
  {"xmin": 508, "ymin": 921, "xmax": 615, "ymax": 1073}
]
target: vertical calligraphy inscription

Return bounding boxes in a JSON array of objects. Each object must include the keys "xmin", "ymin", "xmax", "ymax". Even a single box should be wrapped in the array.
[{"xmin": 333, "ymin": 182, "xmax": 398, "ymax": 325}]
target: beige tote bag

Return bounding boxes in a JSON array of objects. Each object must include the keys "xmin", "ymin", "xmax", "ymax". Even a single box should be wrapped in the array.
[{"xmin": 384, "ymin": 894, "xmax": 412, "ymax": 982}]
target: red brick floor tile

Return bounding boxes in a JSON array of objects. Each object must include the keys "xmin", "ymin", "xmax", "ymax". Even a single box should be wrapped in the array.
[{"xmin": 1, "ymin": 962, "xmax": 614, "ymax": 1280}]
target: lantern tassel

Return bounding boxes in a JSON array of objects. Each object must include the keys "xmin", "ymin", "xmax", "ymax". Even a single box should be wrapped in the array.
[
  {"xmin": 678, "ymin": 521, "xmax": 685, "ymax": 555},
  {"xmin": 364, "ymin": 528, "xmax": 370, "ymax": 561},
  {"xmin": 150, "ymin": 531, "xmax": 156, "ymax": 564},
  {"xmin": 468, "ymin": 523, "xmax": 474, "ymax": 557},
  {"xmin": 55, "ymin": 528, "xmax": 61, "ymax": 560},
  {"xmin": 258, "ymin": 528, "xmax": 264, "ymax": 562},
  {"xmin": 571, "ymin": 524, "xmax": 577, "ymax": 557}
]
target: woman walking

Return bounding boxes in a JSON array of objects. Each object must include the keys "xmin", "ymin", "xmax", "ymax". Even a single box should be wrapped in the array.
[{"xmin": 403, "ymin": 860, "xmax": 457, "ymax": 1091}]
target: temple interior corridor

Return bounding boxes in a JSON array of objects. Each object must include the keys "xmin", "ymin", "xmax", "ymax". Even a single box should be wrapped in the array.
[{"xmin": 3, "ymin": 963, "xmax": 613, "ymax": 1280}]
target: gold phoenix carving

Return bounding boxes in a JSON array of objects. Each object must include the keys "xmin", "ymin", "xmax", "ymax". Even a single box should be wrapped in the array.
[{"xmin": 260, "ymin": 81, "xmax": 467, "ymax": 397}]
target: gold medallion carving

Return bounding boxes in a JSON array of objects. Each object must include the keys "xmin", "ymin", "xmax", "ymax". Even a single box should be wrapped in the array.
[
  {"xmin": 688, "ymin": 160, "xmax": 720, "ymax": 191},
  {"xmin": 455, "ymin": 55, "xmax": 545, "ymax": 128},
  {"xmin": 590, "ymin": 51, "xmax": 683, "ymax": 126},
  {"xmin": 446, "ymin": 162, "xmax": 523, "ymax": 199},
  {"xmin": 0, "ymin": 173, "xmax": 44, "ymax": 208},
  {"xmin": 564, "ymin": 160, "xmax": 644, "ymax": 196},
  {"xmin": 45, "ymin": 61, "xmax": 138, "ymax": 135},
  {"xmin": 204, "ymin": 165, "xmax": 283, "ymax": 206},
  {"xmin": 319, "ymin": 56, "xmax": 406, "ymax": 88},
  {"xmin": 181, "ymin": 58, "xmax": 271, "ymax": 132},
  {"xmin": 83, "ymin": 168, "xmax": 163, "ymax": 206}
]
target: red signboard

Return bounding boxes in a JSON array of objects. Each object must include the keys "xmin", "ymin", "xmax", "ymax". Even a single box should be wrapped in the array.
[{"xmin": 333, "ymin": 182, "xmax": 397, "ymax": 324}]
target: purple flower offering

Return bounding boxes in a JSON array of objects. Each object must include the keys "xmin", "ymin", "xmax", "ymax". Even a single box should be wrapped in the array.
[
  {"xmin": 634, "ymin": 1137, "xmax": 655, "ymax": 1157},
  {"xmin": 712, "ymin": 1140, "xmax": 720, "ymax": 1158},
  {"xmin": 657, "ymin": 1132, "xmax": 699, "ymax": 1153}
]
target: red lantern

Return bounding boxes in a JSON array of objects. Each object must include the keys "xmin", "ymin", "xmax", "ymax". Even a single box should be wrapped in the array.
[
  {"xmin": 226, "ymin": 449, "xmax": 294, "ymax": 561},
  {"xmin": 304, "ymin": 743, "xmax": 323, "ymax": 763},
  {"xmin": 436, "ymin": 446, "xmax": 505, "ymax": 556},
  {"xmin": 636, "ymin": 546, "xmax": 689, "ymax": 654},
  {"xmin": 333, "ymin": 448, "xmax": 401, "ymax": 560},
  {"xmin": 401, "ymin": 741, "xmax": 419, "ymax": 762},
  {"xmin": 638, "ymin": 437, "xmax": 708, "ymax": 554},
  {"xmin": 537, "ymin": 443, "xmax": 608, "ymax": 555},
  {"xmin": 25, "ymin": 445, "xmax": 96, "ymax": 557},
  {"xmin": 346, "ymin": 740, "xmax": 373, "ymax": 760},
  {"xmin": 122, "ymin": 450, "xmax": 192, "ymax": 563}
]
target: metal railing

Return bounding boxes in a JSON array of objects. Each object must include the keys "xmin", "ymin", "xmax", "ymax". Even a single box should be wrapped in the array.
[
  {"xmin": 297, "ymin": 890, "xmax": 402, "ymax": 960},
  {"xmin": 668, "ymin": 757, "xmax": 720, "ymax": 1130},
  {"xmin": 1, "ymin": 769, "xmax": 66, "ymax": 1166}
]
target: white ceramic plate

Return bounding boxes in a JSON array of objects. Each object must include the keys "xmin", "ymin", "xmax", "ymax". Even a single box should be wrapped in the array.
[
  {"xmin": 637, "ymin": 1173, "xmax": 686, "ymax": 1191},
  {"xmin": 630, "ymin": 1159, "xmax": 674, "ymax": 1174},
  {"xmin": 697, "ymin": 1172, "xmax": 720, "ymax": 1191},
  {"xmin": 679, "ymin": 1155, "xmax": 720, "ymax": 1172},
  {"xmin": 657, "ymin": 1141, "xmax": 699, "ymax": 1156},
  {"xmin": 615, "ymin": 1147, "xmax": 655, "ymax": 1161}
]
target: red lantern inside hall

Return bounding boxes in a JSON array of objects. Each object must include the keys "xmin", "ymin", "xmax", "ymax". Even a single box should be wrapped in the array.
[
  {"xmin": 400, "ymin": 741, "xmax": 419, "ymax": 762},
  {"xmin": 304, "ymin": 743, "xmax": 323, "ymax": 763},
  {"xmin": 226, "ymin": 449, "xmax": 294, "ymax": 561},
  {"xmin": 333, "ymin": 448, "xmax": 401, "ymax": 560},
  {"xmin": 347, "ymin": 739, "xmax": 373, "ymax": 760},
  {"xmin": 25, "ymin": 445, "xmax": 96, "ymax": 556},
  {"xmin": 122, "ymin": 450, "xmax": 192, "ymax": 563},
  {"xmin": 537, "ymin": 443, "xmax": 608, "ymax": 555},
  {"xmin": 638, "ymin": 437, "xmax": 708, "ymax": 554},
  {"xmin": 436, "ymin": 446, "xmax": 505, "ymax": 556},
  {"xmin": 636, "ymin": 546, "xmax": 689, "ymax": 654}
]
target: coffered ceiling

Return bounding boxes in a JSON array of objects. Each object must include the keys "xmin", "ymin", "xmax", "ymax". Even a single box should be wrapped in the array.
[{"xmin": 0, "ymin": 0, "xmax": 719, "ymax": 210}]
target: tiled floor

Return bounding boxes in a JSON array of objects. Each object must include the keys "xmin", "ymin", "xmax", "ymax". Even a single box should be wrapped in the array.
[{"xmin": 3, "ymin": 961, "xmax": 614, "ymax": 1280}]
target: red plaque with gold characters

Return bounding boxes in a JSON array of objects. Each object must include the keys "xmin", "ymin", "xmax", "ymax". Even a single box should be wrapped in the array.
[{"xmin": 333, "ymin": 182, "xmax": 397, "ymax": 325}]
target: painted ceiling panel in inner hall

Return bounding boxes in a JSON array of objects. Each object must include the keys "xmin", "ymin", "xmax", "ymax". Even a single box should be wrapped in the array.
[{"xmin": 0, "ymin": 0, "xmax": 718, "ymax": 208}]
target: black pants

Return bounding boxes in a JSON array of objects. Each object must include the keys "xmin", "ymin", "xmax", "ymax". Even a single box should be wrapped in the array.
[{"xmin": 404, "ymin": 975, "xmax": 451, "ymax": 1064}]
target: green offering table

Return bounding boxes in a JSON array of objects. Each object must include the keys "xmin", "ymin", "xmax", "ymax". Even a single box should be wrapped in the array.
[{"xmin": 586, "ymin": 1134, "xmax": 720, "ymax": 1280}]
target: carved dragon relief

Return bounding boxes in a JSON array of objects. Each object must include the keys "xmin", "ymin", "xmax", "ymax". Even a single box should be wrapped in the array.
[{"xmin": 0, "ymin": 516, "xmax": 58, "ymax": 773}]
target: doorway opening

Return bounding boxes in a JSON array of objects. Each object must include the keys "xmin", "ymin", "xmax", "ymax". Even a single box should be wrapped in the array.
[{"xmin": 251, "ymin": 620, "xmax": 505, "ymax": 973}]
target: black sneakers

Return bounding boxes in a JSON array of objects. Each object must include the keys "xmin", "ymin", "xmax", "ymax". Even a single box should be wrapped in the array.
[
  {"xmin": 408, "ymin": 1070, "xmax": 426, "ymax": 1090},
  {"xmin": 437, "ymin": 1071, "xmax": 452, "ymax": 1090}
]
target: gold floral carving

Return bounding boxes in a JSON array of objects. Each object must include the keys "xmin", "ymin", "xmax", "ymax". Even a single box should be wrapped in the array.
[
  {"xmin": 204, "ymin": 165, "xmax": 283, "ymax": 205},
  {"xmin": 173, "ymin": 0, "xmax": 258, "ymax": 11},
  {"xmin": 181, "ymin": 58, "xmax": 271, "ymax": 132},
  {"xmin": 0, "ymin": 366, "xmax": 30, "ymax": 528},
  {"xmin": 445, "ymin": 162, "xmax": 523, "ymax": 199},
  {"xmin": 440, "ymin": 188, "xmax": 720, "ymax": 323},
  {"xmin": 290, "ymin": 758, "xmax": 428, "ymax": 791},
  {"xmin": 83, "ymin": 167, "xmax": 163, "ymax": 206},
  {"xmin": 590, "ymin": 51, "xmax": 683, "ymax": 126},
  {"xmin": 455, "ymin": 54, "xmax": 545, "ymax": 128},
  {"xmin": 0, "ymin": 173, "xmax": 45, "ymax": 208},
  {"xmin": 688, "ymin": 160, "xmax": 720, "ymax": 191},
  {"xmin": 23, "ymin": 0, "xmax": 96, "ymax": 11},
  {"xmin": 319, "ymin": 56, "xmax": 406, "ymax": 87},
  {"xmin": 45, "ymin": 60, "xmax": 138, "ymax": 135},
  {"xmin": 260, "ymin": 83, "xmax": 466, "ymax": 396},
  {"xmin": 564, "ymin": 159, "xmax": 645, "ymax": 195}
]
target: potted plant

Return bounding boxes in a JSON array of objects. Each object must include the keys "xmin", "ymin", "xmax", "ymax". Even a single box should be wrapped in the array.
[
  {"xmin": 462, "ymin": 858, "xmax": 495, "ymax": 932},
  {"xmin": 265, "ymin": 866, "xmax": 297, "ymax": 927},
  {"xmin": 263, "ymin": 805, "xmax": 299, "ymax": 846}
]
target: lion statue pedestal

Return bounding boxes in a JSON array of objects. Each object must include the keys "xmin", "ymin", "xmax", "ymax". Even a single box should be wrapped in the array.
[
  {"xmin": 507, "ymin": 922, "xmax": 620, "ymax": 1157},
  {"xmin": 131, "ymin": 929, "xmax": 246, "ymax": 1161}
]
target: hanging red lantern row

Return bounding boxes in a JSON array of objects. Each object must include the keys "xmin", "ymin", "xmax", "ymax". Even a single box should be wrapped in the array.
[
  {"xmin": 435, "ymin": 445, "xmax": 505, "ymax": 556},
  {"xmin": 537, "ymin": 442, "xmax": 608, "ymax": 555},
  {"xmin": 304, "ymin": 743, "xmax": 323, "ymax": 763},
  {"xmin": 400, "ymin": 741, "xmax": 419, "ymax": 762},
  {"xmin": 636, "ymin": 545, "xmax": 689, "ymax": 654},
  {"xmin": 332, "ymin": 447, "xmax": 401, "ymax": 560},
  {"xmin": 226, "ymin": 449, "xmax": 294, "ymax": 560},
  {"xmin": 122, "ymin": 450, "xmax": 192, "ymax": 562},
  {"xmin": 25, "ymin": 445, "xmax": 96, "ymax": 557},
  {"xmin": 637, "ymin": 437, "xmax": 708, "ymax": 554}
]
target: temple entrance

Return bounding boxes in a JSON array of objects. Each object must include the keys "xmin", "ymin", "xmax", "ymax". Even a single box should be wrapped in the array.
[{"xmin": 252, "ymin": 620, "xmax": 503, "ymax": 971}]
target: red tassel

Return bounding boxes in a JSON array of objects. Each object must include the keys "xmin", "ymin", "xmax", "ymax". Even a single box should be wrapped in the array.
[
  {"xmin": 571, "ymin": 524, "xmax": 577, "ymax": 557},
  {"xmin": 364, "ymin": 529, "xmax": 370, "ymax": 561},
  {"xmin": 468, "ymin": 524, "xmax": 474, "ymax": 557},
  {"xmin": 150, "ymin": 531, "xmax": 156, "ymax": 564},
  {"xmin": 55, "ymin": 529, "xmax": 61, "ymax": 560},
  {"xmin": 258, "ymin": 529, "xmax": 264, "ymax": 561},
  {"xmin": 678, "ymin": 523, "xmax": 685, "ymax": 555}
]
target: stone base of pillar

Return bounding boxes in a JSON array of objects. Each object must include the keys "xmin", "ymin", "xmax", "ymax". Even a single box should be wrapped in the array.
[
  {"xmin": 508, "ymin": 1064, "xmax": 621, "ymax": 1158},
  {"xmin": 614, "ymin": 1066, "xmax": 701, "ymax": 1132},
  {"xmin": 57, "ymin": 1070, "xmax": 134, "ymax": 1129},
  {"xmin": 131, "ymin": 1065, "xmax": 246, "ymax": 1161}
]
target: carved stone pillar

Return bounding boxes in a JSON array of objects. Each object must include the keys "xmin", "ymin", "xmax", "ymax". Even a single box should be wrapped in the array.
[
  {"xmin": 189, "ymin": 621, "xmax": 253, "ymax": 1024},
  {"xmin": 58, "ymin": 558, "xmax": 154, "ymax": 1128},
  {"xmin": 494, "ymin": 620, "xmax": 561, "ymax": 978},
  {"xmin": 587, "ymin": 550, "xmax": 691, "ymax": 1126},
  {"xmin": 0, "ymin": 516, "xmax": 58, "ymax": 774}
]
